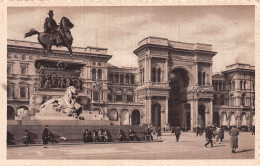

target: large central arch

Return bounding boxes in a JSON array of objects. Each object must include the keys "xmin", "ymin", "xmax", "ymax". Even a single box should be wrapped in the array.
[{"xmin": 168, "ymin": 67, "xmax": 193, "ymax": 128}]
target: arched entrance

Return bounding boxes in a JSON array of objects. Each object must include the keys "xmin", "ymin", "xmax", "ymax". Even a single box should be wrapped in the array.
[
  {"xmin": 198, "ymin": 105, "xmax": 206, "ymax": 127},
  {"xmin": 132, "ymin": 110, "xmax": 140, "ymax": 125},
  {"xmin": 152, "ymin": 103, "xmax": 161, "ymax": 128},
  {"xmin": 241, "ymin": 113, "xmax": 247, "ymax": 126},
  {"xmin": 229, "ymin": 113, "xmax": 236, "ymax": 126},
  {"xmin": 168, "ymin": 68, "xmax": 191, "ymax": 127},
  {"xmin": 17, "ymin": 106, "xmax": 29, "ymax": 117},
  {"xmin": 213, "ymin": 112, "xmax": 219, "ymax": 126},
  {"xmin": 7, "ymin": 105, "xmax": 15, "ymax": 120},
  {"xmin": 120, "ymin": 109, "xmax": 130, "ymax": 125},
  {"xmin": 221, "ymin": 112, "xmax": 228, "ymax": 126},
  {"xmin": 108, "ymin": 109, "xmax": 118, "ymax": 121}
]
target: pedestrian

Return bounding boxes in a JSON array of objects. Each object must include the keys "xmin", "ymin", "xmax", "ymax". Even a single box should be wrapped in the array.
[
  {"xmin": 205, "ymin": 126, "xmax": 209, "ymax": 141},
  {"xmin": 42, "ymin": 125, "xmax": 49, "ymax": 148},
  {"xmin": 229, "ymin": 126, "xmax": 239, "ymax": 153},
  {"xmin": 215, "ymin": 127, "xmax": 221, "ymax": 143},
  {"xmin": 83, "ymin": 129, "xmax": 90, "ymax": 143},
  {"xmin": 196, "ymin": 126, "xmax": 200, "ymax": 136},
  {"xmin": 205, "ymin": 128, "xmax": 213, "ymax": 148},
  {"xmin": 129, "ymin": 128, "xmax": 136, "ymax": 141},
  {"xmin": 219, "ymin": 126, "xmax": 224, "ymax": 143},
  {"xmin": 175, "ymin": 126, "xmax": 181, "ymax": 142},
  {"xmin": 252, "ymin": 126, "xmax": 255, "ymax": 135},
  {"xmin": 117, "ymin": 129, "xmax": 123, "ymax": 142},
  {"xmin": 23, "ymin": 129, "xmax": 30, "ymax": 145}
]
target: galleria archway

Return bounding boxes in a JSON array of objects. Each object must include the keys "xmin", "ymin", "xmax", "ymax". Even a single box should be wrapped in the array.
[
  {"xmin": 151, "ymin": 103, "xmax": 161, "ymax": 128},
  {"xmin": 168, "ymin": 68, "xmax": 190, "ymax": 127}
]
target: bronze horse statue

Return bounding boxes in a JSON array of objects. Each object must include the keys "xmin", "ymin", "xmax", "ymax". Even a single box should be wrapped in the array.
[{"xmin": 25, "ymin": 17, "xmax": 74, "ymax": 57}]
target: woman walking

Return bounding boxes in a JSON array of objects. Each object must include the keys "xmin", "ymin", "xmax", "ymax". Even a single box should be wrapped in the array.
[{"xmin": 229, "ymin": 126, "xmax": 239, "ymax": 153}]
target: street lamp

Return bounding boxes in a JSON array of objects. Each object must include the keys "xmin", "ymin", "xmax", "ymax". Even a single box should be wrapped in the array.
[{"xmin": 93, "ymin": 81, "xmax": 106, "ymax": 115}]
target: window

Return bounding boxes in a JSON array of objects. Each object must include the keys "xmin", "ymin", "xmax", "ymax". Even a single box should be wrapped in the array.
[
  {"xmin": 220, "ymin": 94, "xmax": 225, "ymax": 105},
  {"xmin": 230, "ymin": 94, "xmax": 235, "ymax": 106},
  {"xmin": 213, "ymin": 94, "xmax": 218, "ymax": 105},
  {"xmin": 244, "ymin": 81, "xmax": 246, "ymax": 90},
  {"xmin": 152, "ymin": 68, "xmax": 156, "ymax": 82},
  {"xmin": 7, "ymin": 66, "xmax": 12, "ymax": 74},
  {"xmin": 98, "ymin": 69, "xmax": 102, "ymax": 80},
  {"xmin": 125, "ymin": 75, "xmax": 129, "ymax": 84},
  {"xmin": 120, "ymin": 74, "xmax": 124, "ymax": 84},
  {"xmin": 157, "ymin": 68, "xmax": 161, "ymax": 82},
  {"xmin": 202, "ymin": 72, "xmax": 206, "ymax": 85},
  {"xmin": 232, "ymin": 81, "xmax": 235, "ymax": 91},
  {"xmin": 107, "ymin": 89, "xmax": 112, "ymax": 101},
  {"xmin": 93, "ymin": 91, "xmax": 99, "ymax": 101},
  {"xmin": 126, "ymin": 90, "xmax": 133, "ymax": 102},
  {"xmin": 131, "ymin": 75, "xmax": 134, "ymax": 84},
  {"xmin": 92, "ymin": 68, "xmax": 96, "ymax": 80},
  {"xmin": 240, "ymin": 81, "xmax": 243, "ymax": 90},
  {"xmin": 21, "ymin": 66, "xmax": 27, "ymax": 75},
  {"xmin": 198, "ymin": 71, "xmax": 202, "ymax": 85},
  {"xmin": 115, "ymin": 89, "xmax": 123, "ymax": 102},
  {"xmin": 20, "ymin": 86, "xmax": 27, "ymax": 98},
  {"xmin": 241, "ymin": 93, "xmax": 246, "ymax": 106},
  {"xmin": 109, "ymin": 74, "xmax": 113, "ymax": 83},
  {"xmin": 115, "ymin": 74, "xmax": 119, "ymax": 83},
  {"xmin": 142, "ymin": 68, "xmax": 145, "ymax": 83},
  {"xmin": 7, "ymin": 85, "xmax": 13, "ymax": 98}
]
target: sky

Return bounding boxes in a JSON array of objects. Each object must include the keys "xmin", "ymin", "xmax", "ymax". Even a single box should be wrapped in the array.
[{"xmin": 7, "ymin": 6, "xmax": 255, "ymax": 73}]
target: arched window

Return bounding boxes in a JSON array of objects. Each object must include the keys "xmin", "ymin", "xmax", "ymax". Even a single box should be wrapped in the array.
[
  {"xmin": 115, "ymin": 89, "xmax": 123, "ymax": 102},
  {"xmin": 157, "ymin": 68, "xmax": 161, "ymax": 82},
  {"xmin": 131, "ymin": 75, "xmax": 135, "ymax": 84},
  {"xmin": 92, "ymin": 68, "xmax": 96, "ymax": 80},
  {"xmin": 220, "ymin": 94, "xmax": 225, "ymax": 105},
  {"xmin": 241, "ymin": 93, "xmax": 246, "ymax": 106},
  {"xmin": 108, "ymin": 109, "xmax": 118, "ymax": 121},
  {"xmin": 125, "ymin": 75, "xmax": 129, "ymax": 84},
  {"xmin": 107, "ymin": 89, "xmax": 112, "ymax": 101},
  {"xmin": 240, "ymin": 81, "xmax": 243, "ymax": 90},
  {"xmin": 126, "ymin": 90, "xmax": 134, "ymax": 102},
  {"xmin": 213, "ymin": 94, "xmax": 218, "ymax": 105},
  {"xmin": 202, "ymin": 72, "xmax": 206, "ymax": 85},
  {"xmin": 219, "ymin": 82, "xmax": 222, "ymax": 91},
  {"xmin": 98, "ymin": 69, "xmax": 102, "ymax": 80},
  {"xmin": 152, "ymin": 67, "xmax": 156, "ymax": 82},
  {"xmin": 120, "ymin": 74, "xmax": 124, "ymax": 84},
  {"xmin": 115, "ymin": 74, "xmax": 119, "ymax": 83}
]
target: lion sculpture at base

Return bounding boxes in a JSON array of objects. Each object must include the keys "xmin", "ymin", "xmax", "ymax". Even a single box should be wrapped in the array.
[{"xmin": 40, "ymin": 86, "xmax": 84, "ymax": 119}]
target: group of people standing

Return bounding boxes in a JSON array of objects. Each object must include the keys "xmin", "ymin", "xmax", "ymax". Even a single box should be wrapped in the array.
[{"xmin": 83, "ymin": 128, "xmax": 111, "ymax": 143}]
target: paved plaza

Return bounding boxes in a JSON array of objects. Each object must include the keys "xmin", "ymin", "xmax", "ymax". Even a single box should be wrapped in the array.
[{"xmin": 7, "ymin": 132, "xmax": 254, "ymax": 160}]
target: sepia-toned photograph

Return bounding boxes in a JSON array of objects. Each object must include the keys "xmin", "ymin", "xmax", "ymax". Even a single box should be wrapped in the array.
[{"xmin": 6, "ymin": 5, "xmax": 255, "ymax": 160}]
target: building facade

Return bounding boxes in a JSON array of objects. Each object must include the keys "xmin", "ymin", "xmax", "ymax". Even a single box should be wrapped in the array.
[{"xmin": 7, "ymin": 37, "xmax": 255, "ymax": 130}]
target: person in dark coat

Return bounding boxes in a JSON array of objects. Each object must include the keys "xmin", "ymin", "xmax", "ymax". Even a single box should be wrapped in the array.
[
  {"xmin": 196, "ymin": 126, "xmax": 200, "ymax": 136},
  {"xmin": 117, "ymin": 129, "xmax": 123, "ymax": 142},
  {"xmin": 83, "ymin": 129, "xmax": 90, "ymax": 143},
  {"xmin": 42, "ymin": 125, "xmax": 49, "ymax": 148},
  {"xmin": 92, "ymin": 130, "xmax": 98, "ymax": 143},
  {"xmin": 229, "ymin": 126, "xmax": 239, "ymax": 153},
  {"xmin": 205, "ymin": 128, "xmax": 213, "ymax": 148},
  {"xmin": 252, "ymin": 126, "xmax": 255, "ymax": 135},
  {"xmin": 157, "ymin": 127, "xmax": 161, "ymax": 139},
  {"xmin": 205, "ymin": 126, "xmax": 209, "ymax": 141},
  {"xmin": 219, "ymin": 126, "xmax": 225, "ymax": 143},
  {"xmin": 175, "ymin": 126, "xmax": 181, "ymax": 142}
]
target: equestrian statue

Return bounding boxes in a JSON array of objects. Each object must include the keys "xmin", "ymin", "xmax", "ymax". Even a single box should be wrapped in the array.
[{"xmin": 25, "ymin": 10, "xmax": 74, "ymax": 57}]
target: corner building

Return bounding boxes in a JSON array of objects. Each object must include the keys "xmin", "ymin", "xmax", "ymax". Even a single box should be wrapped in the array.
[{"xmin": 7, "ymin": 37, "xmax": 255, "ymax": 130}]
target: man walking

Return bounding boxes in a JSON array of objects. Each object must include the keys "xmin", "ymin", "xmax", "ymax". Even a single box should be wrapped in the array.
[
  {"xmin": 205, "ymin": 128, "xmax": 213, "ymax": 148},
  {"xmin": 175, "ymin": 126, "xmax": 181, "ymax": 142},
  {"xmin": 42, "ymin": 125, "xmax": 49, "ymax": 148}
]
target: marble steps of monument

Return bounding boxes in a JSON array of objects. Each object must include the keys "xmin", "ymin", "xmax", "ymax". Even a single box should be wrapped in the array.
[{"xmin": 7, "ymin": 125, "xmax": 148, "ymax": 145}]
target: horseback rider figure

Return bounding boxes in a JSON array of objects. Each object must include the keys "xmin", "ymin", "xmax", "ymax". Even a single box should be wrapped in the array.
[{"xmin": 44, "ymin": 10, "xmax": 63, "ymax": 46}]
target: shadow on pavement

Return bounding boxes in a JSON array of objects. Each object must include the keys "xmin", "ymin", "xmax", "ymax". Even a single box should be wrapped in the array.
[{"xmin": 235, "ymin": 149, "xmax": 254, "ymax": 153}]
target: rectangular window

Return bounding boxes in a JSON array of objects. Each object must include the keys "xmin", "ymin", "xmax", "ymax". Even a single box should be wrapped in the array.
[
  {"xmin": 93, "ymin": 91, "xmax": 99, "ymax": 101},
  {"xmin": 127, "ymin": 95, "xmax": 133, "ymax": 102},
  {"xmin": 21, "ymin": 66, "xmax": 27, "ymax": 75},
  {"xmin": 7, "ymin": 85, "xmax": 13, "ymax": 98},
  {"xmin": 20, "ymin": 86, "xmax": 27, "ymax": 98},
  {"xmin": 7, "ymin": 66, "xmax": 11, "ymax": 74},
  {"xmin": 116, "ymin": 95, "xmax": 122, "ymax": 102}
]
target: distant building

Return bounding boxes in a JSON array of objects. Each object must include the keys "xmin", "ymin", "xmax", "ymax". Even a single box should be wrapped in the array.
[{"xmin": 7, "ymin": 37, "xmax": 255, "ymax": 130}]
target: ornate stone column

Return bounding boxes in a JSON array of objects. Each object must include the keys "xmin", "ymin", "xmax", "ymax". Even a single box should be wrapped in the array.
[
  {"xmin": 165, "ymin": 59, "xmax": 168, "ymax": 82},
  {"xmin": 209, "ymin": 64, "xmax": 212, "ymax": 85},
  {"xmin": 165, "ymin": 97, "xmax": 169, "ymax": 124}
]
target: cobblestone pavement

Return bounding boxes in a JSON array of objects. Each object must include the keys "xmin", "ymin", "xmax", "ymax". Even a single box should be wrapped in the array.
[{"xmin": 7, "ymin": 132, "xmax": 255, "ymax": 159}]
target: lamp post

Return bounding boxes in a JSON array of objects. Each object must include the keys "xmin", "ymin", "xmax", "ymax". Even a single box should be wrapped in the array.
[{"xmin": 93, "ymin": 81, "xmax": 106, "ymax": 115}]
